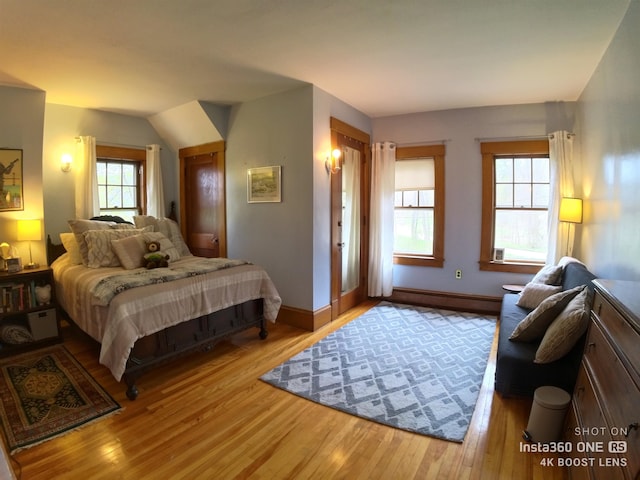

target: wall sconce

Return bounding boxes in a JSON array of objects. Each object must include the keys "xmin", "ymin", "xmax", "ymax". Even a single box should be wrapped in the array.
[
  {"xmin": 61, "ymin": 153, "xmax": 73, "ymax": 172},
  {"xmin": 17, "ymin": 218, "xmax": 42, "ymax": 269},
  {"xmin": 559, "ymin": 197, "xmax": 583, "ymax": 256},
  {"xmin": 325, "ymin": 148, "xmax": 342, "ymax": 174}
]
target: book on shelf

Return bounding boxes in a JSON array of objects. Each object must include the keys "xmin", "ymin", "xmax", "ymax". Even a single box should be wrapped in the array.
[{"xmin": 0, "ymin": 281, "xmax": 37, "ymax": 313}]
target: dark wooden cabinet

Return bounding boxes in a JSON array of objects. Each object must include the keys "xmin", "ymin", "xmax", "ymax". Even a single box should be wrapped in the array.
[
  {"xmin": 565, "ymin": 279, "xmax": 640, "ymax": 480},
  {"xmin": 0, "ymin": 267, "xmax": 61, "ymax": 356}
]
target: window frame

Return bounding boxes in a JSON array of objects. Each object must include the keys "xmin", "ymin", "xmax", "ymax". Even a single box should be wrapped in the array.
[
  {"xmin": 393, "ymin": 144, "xmax": 445, "ymax": 268},
  {"xmin": 479, "ymin": 140, "xmax": 549, "ymax": 274},
  {"xmin": 96, "ymin": 145, "xmax": 146, "ymax": 218}
]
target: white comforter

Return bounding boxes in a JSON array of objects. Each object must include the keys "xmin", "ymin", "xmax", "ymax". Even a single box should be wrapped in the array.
[{"xmin": 52, "ymin": 254, "xmax": 281, "ymax": 381}]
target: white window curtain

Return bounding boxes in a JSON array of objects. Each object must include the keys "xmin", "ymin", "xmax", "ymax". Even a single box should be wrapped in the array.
[
  {"xmin": 146, "ymin": 144, "xmax": 166, "ymax": 217},
  {"xmin": 74, "ymin": 135, "xmax": 100, "ymax": 219},
  {"xmin": 368, "ymin": 141, "xmax": 396, "ymax": 297},
  {"xmin": 547, "ymin": 131, "xmax": 576, "ymax": 262}
]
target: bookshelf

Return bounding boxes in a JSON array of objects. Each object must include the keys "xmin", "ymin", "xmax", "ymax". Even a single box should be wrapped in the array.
[{"xmin": 0, "ymin": 267, "xmax": 61, "ymax": 356}]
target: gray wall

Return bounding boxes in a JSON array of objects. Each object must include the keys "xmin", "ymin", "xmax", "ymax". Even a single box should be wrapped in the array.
[
  {"xmin": 42, "ymin": 104, "xmax": 176, "ymax": 239},
  {"xmin": 226, "ymin": 86, "xmax": 315, "ymax": 311},
  {"xmin": 0, "ymin": 86, "xmax": 46, "ymax": 266},
  {"xmin": 575, "ymin": 0, "xmax": 640, "ymax": 281},
  {"xmin": 225, "ymin": 85, "xmax": 371, "ymax": 312},
  {"xmin": 372, "ymin": 102, "xmax": 577, "ymax": 296}
]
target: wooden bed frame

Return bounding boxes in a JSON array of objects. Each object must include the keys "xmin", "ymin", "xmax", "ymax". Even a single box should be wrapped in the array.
[{"xmin": 47, "ymin": 235, "xmax": 268, "ymax": 400}]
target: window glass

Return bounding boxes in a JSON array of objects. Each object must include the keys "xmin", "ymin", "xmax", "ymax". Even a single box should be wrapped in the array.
[
  {"xmin": 480, "ymin": 140, "xmax": 550, "ymax": 272},
  {"xmin": 395, "ymin": 208, "xmax": 434, "ymax": 255},
  {"xmin": 493, "ymin": 154, "xmax": 549, "ymax": 262},
  {"xmin": 394, "ymin": 157, "xmax": 435, "ymax": 256},
  {"xmin": 394, "ymin": 145, "xmax": 445, "ymax": 268},
  {"xmin": 97, "ymin": 157, "xmax": 142, "ymax": 222}
]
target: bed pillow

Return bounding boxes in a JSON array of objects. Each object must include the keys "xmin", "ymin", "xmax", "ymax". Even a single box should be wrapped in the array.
[
  {"xmin": 530, "ymin": 264, "xmax": 563, "ymax": 285},
  {"xmin": 133, "ymin": 215, "xmax": 191, "ymax": 257},
  {"xmin": 515, "ymin": 283, "xmax": 562, "ymax": 309},
  {"xmin": 111, "ymin": 231, "xmax": 181, "ymax": 269},
  {"xmin": 59, "ymin": 232, "xmax": 83, "ymax": 265},
  {"xmin": 534, "ymin": 288, "xmax": 591, "ymax": 364},
  {"xmin": 69, "ymin": 219, "xmax": 136, "ymax": 265},
  {"xmin": 510, "ymin": 285, "xmax": 586, "ymax": 342},
  {"xmin": 84, "ymin": 227, "xmax": 151, "ymax": 268}
]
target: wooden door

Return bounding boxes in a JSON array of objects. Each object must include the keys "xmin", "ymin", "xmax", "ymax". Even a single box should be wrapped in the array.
[
  {"xmin": 330, "ymin": 118, "xmax": 370, "ymax": 319},
  {"xmin": 179, "ymin": 142, "xmax": 226, "ymax": 258}
]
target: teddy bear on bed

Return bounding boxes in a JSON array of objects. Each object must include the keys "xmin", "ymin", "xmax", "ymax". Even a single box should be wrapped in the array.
[{"xmin": 143, "ymin": 240, "xmax": 170, "ymax": 269}]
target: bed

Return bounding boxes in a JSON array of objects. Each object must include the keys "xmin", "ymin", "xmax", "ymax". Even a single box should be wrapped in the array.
[{"xmin": 47, "ymin": 216, "xmax": 281, "ymax": 400}]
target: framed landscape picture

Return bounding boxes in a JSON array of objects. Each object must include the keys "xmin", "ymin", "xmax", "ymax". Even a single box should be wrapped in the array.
[
  {"xmin": 247, "ymin": 166, "xmax": 282, "ymax": 203},
  {"xmin": 0, "ymin": 149, "xmax": 23, "ymax": 211}
]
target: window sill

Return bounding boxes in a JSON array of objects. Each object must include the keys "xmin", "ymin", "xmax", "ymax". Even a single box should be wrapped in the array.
[
  {"xmin": 478, "ymin": 260, "xmax": 542, "ymax": 274},
  {"xmin": 394, "ymin": 255, "xmax": 443, "ymax": 268}
]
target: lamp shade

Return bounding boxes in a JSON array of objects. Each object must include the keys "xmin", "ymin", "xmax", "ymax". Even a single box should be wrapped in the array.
[
  {"xmin": 16, "ymin": 219, "xmax": 42, "ymax": 242},
  {"xmin": 559, "ymin": 197, "xmax": 583, "ymax": 224}
]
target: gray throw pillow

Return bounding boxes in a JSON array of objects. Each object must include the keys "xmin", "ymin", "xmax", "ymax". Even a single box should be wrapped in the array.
[
  {"xmin": 534, "ymin": 288, "xmax": 591, "ymax": 363},
  {"xmin": 510, "ymin": 285, "xmax": 586, "ymax": 342},
  {"xmin": 531, "ymin": 264, "xmax": 563, "ymax": 285},
  {"xmin": 516, "ymin": 283, "xmax": 563, "ymax": 309}
]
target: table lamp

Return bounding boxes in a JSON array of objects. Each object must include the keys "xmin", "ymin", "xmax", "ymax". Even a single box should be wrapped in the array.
[{"xmin": 17, "ymin": 219, "xmax": 42, "ymax": 269}]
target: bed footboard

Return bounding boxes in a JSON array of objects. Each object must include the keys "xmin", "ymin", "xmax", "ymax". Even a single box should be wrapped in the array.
[{"xmin": 123, "ymin": 299, "xmax": 267, "ymax": 400}]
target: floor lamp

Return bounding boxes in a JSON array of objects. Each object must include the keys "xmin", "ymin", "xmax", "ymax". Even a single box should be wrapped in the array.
[{"xmin": 558, "ymin": 197, "xmax": 583, "ymax": 257}]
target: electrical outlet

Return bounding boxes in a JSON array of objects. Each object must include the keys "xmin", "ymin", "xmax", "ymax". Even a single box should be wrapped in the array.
[{"xmin": 455, "ymin": 269, "xmax": 462, "ymax": 279}]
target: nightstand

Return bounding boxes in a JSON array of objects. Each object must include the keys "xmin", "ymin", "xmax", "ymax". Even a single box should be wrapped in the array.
[{"xmin": 0, "ymin": 267, "xmax": 61, "ymax": 357}]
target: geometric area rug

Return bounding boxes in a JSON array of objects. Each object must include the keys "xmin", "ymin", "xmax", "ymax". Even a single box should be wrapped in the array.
[
  {"xmin": 0, "ymin": 345, "xmax": 121, "ymax": 453},
  {"xmin": 261, "ymin": 302, "xmax": 496, "ymax": 443}
]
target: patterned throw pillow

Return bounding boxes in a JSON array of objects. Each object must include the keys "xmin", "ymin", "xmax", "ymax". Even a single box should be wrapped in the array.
[
  {"xmin": 68, "ymin": 219, "xmax": 136, "ymax": 265},
  {"xmin": 510, "ymin": 285, "xmax": 586, "ymax": 342},
  {"xmin": 534, "ymin": 288, "xmax": 591, "ymax": 363},
  {"xmin": 83, "ymin": 228, "xmax": 151, "ymax": 268}
]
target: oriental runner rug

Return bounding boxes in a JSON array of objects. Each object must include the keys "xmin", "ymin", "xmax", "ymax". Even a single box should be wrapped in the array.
[
  {"xmin": 0, "ymin": 345, "xmax": 121, "ymax": 453},
  {"xmin": 261, "ymin": 302, "xmax": 495, "ymax": 442}
]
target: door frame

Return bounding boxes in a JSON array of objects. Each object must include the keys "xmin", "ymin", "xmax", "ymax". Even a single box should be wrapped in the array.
[
  {"xmin": 330, "ymin": 117, "xmax": 371, "ymax": 320},
  {"xmin": 178, "ymin": 141, "xmax": 227, "ymax": 257}
]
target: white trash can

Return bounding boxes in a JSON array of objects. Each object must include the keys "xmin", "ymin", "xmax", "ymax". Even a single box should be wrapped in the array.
[{"xmin": 524, "ymin": 386, "xmax": 571, "ymax": 443}]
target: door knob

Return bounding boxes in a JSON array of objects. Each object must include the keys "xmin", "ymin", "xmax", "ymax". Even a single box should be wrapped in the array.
[{"xmin": 337, "ymin": 242, "xmax": 345, "ymax": 248}]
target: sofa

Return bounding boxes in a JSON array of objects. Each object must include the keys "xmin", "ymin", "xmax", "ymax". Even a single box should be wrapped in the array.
[{"xmin": 495, "ymin": 259, "xmax": 596, "ymax": 397}]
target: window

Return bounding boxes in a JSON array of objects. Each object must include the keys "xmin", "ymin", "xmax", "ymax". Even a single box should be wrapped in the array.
[
  {"xmin": 96, "ymin": 145, "xmax": 146, "ymax": 223},
  {"xmin": 480, "ymin": 140, "xmax": 550, "ymax": 273},
  {"xmin": 394, "ymin": 145, "xmax": 445, "ymax": 268}
]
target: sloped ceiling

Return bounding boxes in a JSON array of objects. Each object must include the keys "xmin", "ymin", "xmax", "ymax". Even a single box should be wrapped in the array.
[
  {"xmin": 0, "ymin": 0, "xmax": 632, "ymax": 145},
  {"xmin": 148, "ymin": 101, "xmax": 230, "ymax": 151}
]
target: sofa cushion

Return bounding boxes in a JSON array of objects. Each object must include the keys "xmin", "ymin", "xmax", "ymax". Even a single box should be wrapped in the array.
[
  {"xmin": 510, "ymin": 285, "xmax": 586, "ymax": 342},
  {"xmin": 534, "ymin": 288, "xmax": 591, "ymax": 364},
  {"xmin": 496, "ymin": 293, "xmax": 585, "ymax": 397},
  {"xmin": 562, "ymin": 261, "xmax": 596, "ymax": 292},
  {"xmin": 515, "ymin": 283, "xmax": 562, "ymax": 309}
]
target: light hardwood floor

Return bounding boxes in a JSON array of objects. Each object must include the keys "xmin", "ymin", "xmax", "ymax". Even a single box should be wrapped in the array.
[{"xmin": 9, "ymin": 301, "xmax": 569, "ymax": 479}]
